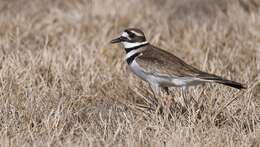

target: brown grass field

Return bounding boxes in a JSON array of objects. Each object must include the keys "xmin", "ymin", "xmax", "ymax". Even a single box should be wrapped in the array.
[{"xmin": 0, "ymin": 0, "xmax": 260, "ymax": 146}]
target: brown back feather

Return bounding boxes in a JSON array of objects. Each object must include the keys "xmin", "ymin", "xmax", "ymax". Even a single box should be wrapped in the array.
[{"xmin": 136, "ymin": 44, "xmax": 204, "ymax": 77}]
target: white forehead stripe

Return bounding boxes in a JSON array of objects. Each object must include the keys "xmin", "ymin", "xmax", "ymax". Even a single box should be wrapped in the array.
[
  {"xmin": 131, "ymin": 30, "xmax": 143, "ymax": 36},
  {"xmin": 121, "ymin": 32, "xmax": 129, "ymax": 37}
]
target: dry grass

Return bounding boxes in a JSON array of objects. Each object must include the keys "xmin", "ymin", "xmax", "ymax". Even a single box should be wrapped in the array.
[{"xmin": 0, "ymin": 0, "xmax": 259, "ymax": 146}]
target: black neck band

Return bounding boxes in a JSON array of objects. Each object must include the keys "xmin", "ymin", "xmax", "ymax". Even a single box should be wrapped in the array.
[
  {"xmin": 126, "ymin": 52, "xmax": 141, "ymax": 64},
  {"xmin": 124, "ymin": 43, "xmax": 148, "ymax": 53}
]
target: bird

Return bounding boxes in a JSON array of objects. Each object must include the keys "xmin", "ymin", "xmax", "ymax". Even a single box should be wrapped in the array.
[{"xmin": 110, "ymin": 28, "xmax": 246, "ymax": 103}]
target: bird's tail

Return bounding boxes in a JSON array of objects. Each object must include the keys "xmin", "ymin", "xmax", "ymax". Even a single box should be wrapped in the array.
[
  {"xmin": 198, "ymin": 73, "xmax": 246, "ymax": 90},
  {"xmin": 214, "ymin": 79, "xmax": 246, "ymax": 89}
]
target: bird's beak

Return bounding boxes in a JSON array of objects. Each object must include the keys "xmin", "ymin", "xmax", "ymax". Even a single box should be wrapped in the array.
[{"xmin": 110, "ymin": 36, "xmax": 123, "ymax": 44}]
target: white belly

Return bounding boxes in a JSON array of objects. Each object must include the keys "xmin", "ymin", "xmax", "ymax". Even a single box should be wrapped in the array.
[{"xmin": 129, "ymin": 60, "xmax": 203, "ymax": 87}]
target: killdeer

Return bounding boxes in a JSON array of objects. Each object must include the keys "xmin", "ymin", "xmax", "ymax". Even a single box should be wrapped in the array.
[{"xmin": 111, "ymin": 28, "xmax": 246, "ymax": 99}]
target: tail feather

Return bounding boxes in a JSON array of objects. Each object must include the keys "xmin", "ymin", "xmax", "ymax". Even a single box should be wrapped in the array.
[
  {"xmin": 198, "ymin": 73, "xmax": 246, "ymax": 90},
  {"xmin": 214, "ymin": 79, "xmax": 246, "ymax": 89}
]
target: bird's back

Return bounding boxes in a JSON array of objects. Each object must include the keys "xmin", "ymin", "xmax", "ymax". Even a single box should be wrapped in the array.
[{"xmin": 136, "ymin": 44, "xmax": 204, "ymax": 78}]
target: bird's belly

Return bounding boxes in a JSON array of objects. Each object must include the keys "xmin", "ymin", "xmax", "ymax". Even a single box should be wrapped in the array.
[
  {"xmin": 129, "ymin": 61, "xmax": 202, "ymax": 87},
  {"xmin": 144, "ymin": 74, "xmax": 181, "ymax": 87},
  {"xmin": 149, "ymin": 75, "xmax": 203, "ymax": 87},
  {"xmin": 129, "ymin": 62, "xmax": 181, "ymax": 86}
]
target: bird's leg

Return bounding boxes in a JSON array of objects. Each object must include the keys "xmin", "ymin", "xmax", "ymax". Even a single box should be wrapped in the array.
[
  {"xmin": 162, "ymin": 87, "xmax": 173, "ymax": 117},
  {"xmin": 147, "ymin": 84, "xmax": 160, "ymax": 110},
  {"xmin": 190, "ymin": 87, "xmax": 199, "ymax": 110},
  {"xmin": 150, "ymin": 84, "xmax": 167, "ymax": 114},
  {"xmin": 181, "ymin": 87, "xmax": 190, "ymax": 108},
  {"xmin": 149, "ymin": 84, "xmax": 156, "ymax": 99},
  {"xmin": 181, "ymin": 87, "xmax": 200, "ymax": 113}
]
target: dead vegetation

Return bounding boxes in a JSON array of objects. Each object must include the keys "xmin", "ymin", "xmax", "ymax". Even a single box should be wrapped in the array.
[{"xmin": 0, "ymin": 0, "xmax": 259, "ymax": 146}]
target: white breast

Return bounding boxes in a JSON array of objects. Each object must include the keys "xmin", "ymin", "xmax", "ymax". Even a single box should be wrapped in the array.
[{"xmin": 129, "ymin": 60, "xmax": 149, "ymax": 82}]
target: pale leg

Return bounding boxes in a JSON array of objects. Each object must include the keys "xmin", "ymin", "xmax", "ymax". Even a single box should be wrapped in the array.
[
  {"xmin": 162, "ymin": 87, "xmax": 172, "ymax": 117},
  {"xmin": 181, "ymin": 86, "xmax": 190, "ymax": 108},
  {"xmin": 147, "ymin": 84, "xmax": 160, "ymax": 108}
]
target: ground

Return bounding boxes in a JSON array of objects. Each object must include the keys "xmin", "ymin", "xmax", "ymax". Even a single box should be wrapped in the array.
[{"xmin": 0, "ymin": 0, "xmax": 259, "ymax": 146}]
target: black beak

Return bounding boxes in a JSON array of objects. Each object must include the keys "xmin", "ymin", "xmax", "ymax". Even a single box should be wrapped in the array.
[{"xmin": 110, "ymin": 36, "xmax": 124, "ymax": 44}]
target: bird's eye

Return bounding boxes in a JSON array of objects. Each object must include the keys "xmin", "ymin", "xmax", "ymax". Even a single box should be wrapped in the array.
[{"xmin": 129, "ymin": 33, "xmax": 135, "ymax": 38}]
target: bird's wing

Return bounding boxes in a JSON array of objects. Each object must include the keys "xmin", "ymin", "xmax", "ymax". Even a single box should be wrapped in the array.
[
  {"xmin": 135, "ymin": 45, "xmax": 204, "ymax": 77},
  {"xmin": 135, "ymin": 45, "xmax": 246, "ymax": 89}
]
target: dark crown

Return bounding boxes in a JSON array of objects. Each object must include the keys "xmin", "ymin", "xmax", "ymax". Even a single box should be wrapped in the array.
[{"xmin": 111, "ymin": 28, "xmax": 147, "ymax": 44}]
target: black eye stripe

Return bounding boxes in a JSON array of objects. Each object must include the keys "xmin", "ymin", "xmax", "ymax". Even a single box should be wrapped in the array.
[
  {"xmin": 121, "ymin": 36, "xmax": 134, "ymax": 42},
  {"xmin": 125, "ymin": 30, "xmax": 136, "ymax": 37},
  {"xmin": 122, "ymin": 36, "xmax": 146, "ymax": 43},
  {"xmin": 129, "ymin": 33, "xmax": 135, "ymax": 38}
]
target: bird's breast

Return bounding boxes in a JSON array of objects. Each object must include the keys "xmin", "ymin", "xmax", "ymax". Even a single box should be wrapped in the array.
[
  {"xmin": 129, "ymin": 60, "xmax": 149, "ymax": 82},
  {"xmin": 129, "ymin": 60, "xmax": 173, "ymax": 86}
]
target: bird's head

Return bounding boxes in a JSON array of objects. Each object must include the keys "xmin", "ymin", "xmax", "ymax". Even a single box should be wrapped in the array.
[{"xmin": 111, "ymin": 28, "xmax": 148, "ymax": 49}]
